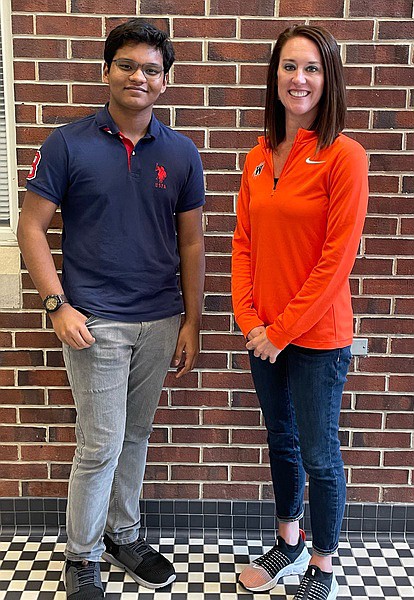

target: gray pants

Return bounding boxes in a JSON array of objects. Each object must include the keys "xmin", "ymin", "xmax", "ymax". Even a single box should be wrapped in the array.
[{"xmin": 63, "ymin": 314, "xmax": 181, "ymax": 561}]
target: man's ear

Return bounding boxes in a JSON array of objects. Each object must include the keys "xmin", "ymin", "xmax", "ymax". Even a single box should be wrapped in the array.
[
  {"xmin": 160, "ymin": 71, "xmax": 169, "ymax": 94},
  {"xmin": 103, "ymin": 62, "xmax": 109, "ymax": 84}
]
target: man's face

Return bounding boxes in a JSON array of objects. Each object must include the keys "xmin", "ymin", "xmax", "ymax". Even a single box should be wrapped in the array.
[{"xmin": 103, "ymin": 42, "xmax": 167, "ymax": 114}]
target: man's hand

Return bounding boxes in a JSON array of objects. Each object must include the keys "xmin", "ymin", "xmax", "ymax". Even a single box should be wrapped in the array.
[
  {"xmin": 247, "ymin": 325, "xmax": 266, "ymax": 341},
  {"xmin": 49, "ymin": 304, "xmax": 96, "ymax": 350},
  {"xmin": 172, "ymin": 321, "xmax": 200, "ymax": 378},
  {"xmin": 246, "ymin": 328, "xmax": 281, "ymax": 363}
]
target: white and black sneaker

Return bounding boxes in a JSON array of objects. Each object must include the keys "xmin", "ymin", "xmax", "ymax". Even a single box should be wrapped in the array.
[
  {"xmin": 238, "ymin": 529, "xmax": 311, "ymax": 592},
  {"xmin": 102, "ymin": 533, "xmax": 176, "ymax": 590},
  {"xmin": 64, "ymin": 559, "xmax": 104, "ymax": 599},
  {"xmin": 294, "ymin": 564, "xmax": 339, "ymax": 600}
]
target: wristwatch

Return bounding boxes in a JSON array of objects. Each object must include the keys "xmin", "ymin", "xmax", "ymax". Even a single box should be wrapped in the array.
[{"xmin": 43, "ymin": 294, "xmax": 68, "ymax": 313}]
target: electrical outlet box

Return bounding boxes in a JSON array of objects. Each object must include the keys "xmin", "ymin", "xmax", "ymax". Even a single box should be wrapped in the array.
[{"xmin": 351, "ymin": 338, "xmax": 368, "ymax": 356}]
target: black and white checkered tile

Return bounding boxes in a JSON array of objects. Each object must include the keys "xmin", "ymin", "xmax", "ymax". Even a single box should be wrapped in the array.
[{"xmin": 0, "ymin": 532, "xmax": 413, "ymax": 599}]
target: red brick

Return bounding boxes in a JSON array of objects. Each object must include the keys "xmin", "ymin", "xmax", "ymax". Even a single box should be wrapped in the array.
[
  {"xmin": 46, "ymin": 351, "xmax": 65, "ymax": 367},
  {"xmin": 389, "ymin": 375, "xmax": 414, "ymax": 392},
  {"xmin": 145, "ymin": 465, "xmax": 168, "ymax": 480},
  {"xmin": 159, "ymin": 86, "xmax": 205, "ymax": 106},
  {"xmin": 200, "ymin": 153, "xmax": 237, "ymax": 171},
  {"xmin": 141, "ymin": 0, "xmax": 204, "ymax": 15},
  {"xmin": 0, "ymin": 351, "xmax": 43, "ymax": 367},
  {"xmin": 232, "ymin": 392, "xmax": 260, "ymax": 408},
  {"xmin": 49, "ymin": 427, "xmax": 76, "ymax": 442},
  {"xmin": 0, "ymin": 426, "xmax": 46, "ymax": 442},
  {"xmin": 202, "ymin": 372, "xmax": 253, "ymax": 390},
  {"xmin": 175, "ymin": 128, "xmax": 205, "ymax": 148},
  {"xmin": 401, "ymin": 218, "xmax": 414, "ymax": 235},
  {"xmin": 403, "ymin": 177, "xmax": 414, "ymax": 193},
  {"xmin": 171, "ymin": 390, "xmax": 228, "ymax": 407},
  {"xmin": 173, "ymin": 41, "xmax": 203, "ymax": 62},
  {"xmin": 240, "ymin": 109, "xmax": 264, "ymax": 128},
  {"xmin": 72, "ymin": 84, "xmax": 108, "ymax": 104},
  {"xmin": 22, "ymin": 481, "xmax": 68, "ymax": 496},
  {"xmin": 368, "ymin": 176, "xmax": 399, "ymax": 194},
  {"xmin": 37, "ymin": 16, "xmax": 102, "ymax": 37},
  {"xmin": 210, "ymin": 87, "xmax": 266, "ymax": 107},
  {"xmin": 15, "ymin": 104, "xmax": 37, "ymax": 124},
  {"xmin": 205, "ymin": 214, "xmax": 236, "ymax": 232},
  {"xmin": 356, "ymin": 394, "xmax": 413, "ymax": 411},
  {"xmin": 175, "ymin": 108, "xmax": 236, "ymax": 128},
  {"xmin": 241, "ymin": 19, "xmax": 304, "ymax": 39},
  {"xmin": 347, "ymin": 44, "xmax": 409, "ymax": 64},
  {"xmin": 0, "ymin": 481, "xmax": 20, "ymax": 496},
  {"xmin": 0, "ymin": 332, "xmax": 12, "ymax": 347},
  {"xmin": 280, "ymin": 0, "xmax": 343, "ymax": 17},
  {"xmin": 349, "ymin": 132, "xmax": 402, "ymax": 152},
  {"xmin": 391, "ymin": 337, "xmax": 414, "ymax": 354},
  {"xmin": 386, "ymin": 413, "xmax": 414, "ymax": 430},
  {"xmin": 39, "ymin": 62, "xmax": 101, "ymax": 82},
  {"xmin": 71, "ymin": 40, "xmax": 104, "ymax": 60},
  {"xmin": 0, "ymin": 371, "xmax": 15, "ymax": 386},
  {"xmin": 13, "ymin": 0, "xmax": 65, "ymax": 8},
  {"xmin": 368, "ymin": 196, "xmax": 414, "ymax": 215},
  {"xmin": 0, "ymin": 446, "xmax": 18, "ymax": 461},
  {"xmin": 365, "ymin": 238, "xmax": 414, "ymax": 256},
  {"xmin": 172, "ymin": 465, "xmax": 228, "ymax": 480},
  {"xmin": 374, "ymin": 110, "xmax": 414, "ymax": 129},
  {"xmin": 371, "ymin": 154, "xmax": 414, "ymax": 172},
  {"xmin": 362, "ymin": 215, "xmax": 398, "ymax": 234},
  {"xmin": 147, "ymin": 446, "xmax": 200, "ymax": 462},
  {"xmin": 350, "ymin": 0, "xmax": 412, "ymax": 17},
  {"xmin": 72, "ymin": 0, "xmax": 136, "ymax": 13},
  {"xmin": 173, "ymin": 17, "xmax": 236, "ymax": 38},
  {"xmin": 210, "ymin": 0, "xmax": 273, "ymax": 15},
  {"xmin": 395, "ymin": 299, "xmax": 414, "ymax": 315},
  {"xmin": 202, "ymin": 334, "xmax": 244, "ymax": 352},
  {"xmin": 204, "ymin": 275, "xmax": 232, "ymax": 293},
  {"xmin": 347, "ymin": 89, "xmax": 406, "ymax": 109},
  {"xmin": 14, "ymin": 332, "xmax": 60, "ymax": 349},
  {"xmin": 239, "ymin": 64, "xmax": 268, "ymax": 85},
  {"xmin": 375, "ymin": 67, "xmax": 414, "ymax": 87},
  {"xmin": 383, "ymin": 487, "xmax": 414, "ymax": 503},
  {"xmin": 153, "ymin": 408, "xmax": 199, "ymax": 425},
  {"xmin": 12, "ymin": 14, "xmax": 34, "ymax": 34},
  {"xmin": 201, "ymin": 314, "xmax": 231, "ymax": 331},
  {"xmin": 352, "ymin": 257, "xmax": 393, "ymax": 276},
  {"xmin": 204, "ymin": 235, "xmax": 232, "ymax": 253},
  {"xmin": 362, "ymin": 279, "xmax": 413, "ymax": 296},
  {"xmin": 20, "ymin": 407, "xmax": 76, "ymax": 424},
  {"xmin": 105, "ymin": 17, "xmax": 170, "ymax": 37},
  {"xmin": 14, "ymin": 38, "xmax": 67, "ymax": 59},
  {"xmin": 203, "ymin": 447, "xmax": 260, "ymax": 463},
  {"xmin": 16, "ymin": 126, "xmax": 55, "ymax": 146},
  {"xmin": 18, "ymin": 370, "xmax": 69, "ymax": 387},
  {"xmin": 341, "ymin": 450, "xmax": 380, "ymax": 466},
  {"xmin": 344, "ymin": 66, "xmax": 371, "ymax": 86},
  {"xmin": 174, "ymin": 64, "xmax": 236, "ymax": 85},
  {"xmin": 21, "ymin": 445, "xmax": 75, "ymax": 461},
  {"xmin": 50, "ymin": 464, "xmax": 72, "ymax": 479},
  {"xmin": 15, "ymin": 83, "xmax": 68, "ymax": 102},
  {"xmin": 202, "ymin": 409, "xmax": 260, "ymax": 427},
  {"xmin": 351, "ymin": 468, "xmax": 409, "ymax": 484},
  {"xmin": 172, "ymin": 428, "xmax": 229, "ymax": 444},
  {"xmin": 232, "ymin": 466, "xmax": 271, "ymax": 482},
  {"xmin": 42, "ymin": 105, "xmax": 96, "ymax": 125},
  {"xmin": 203, "ymin": 483, "xmax": 260, "ymax": 499},
  {"xmin": 231, "ymin": 354, "xmax": 250, "ymax": 370},
  {"xmin": 210, "ymin": 130, "xmax": 260, "ymax": 150},
  {"xmin": 0, "ymin": 408, "xmax": 16, "ymax": 423},
  {"xmin": 360, "ymin": 318, "xmax": 413, "ymax": 335},
  {"xmin": 310, "ymin": 19, "xmax": 374, "ymax": 40},
  {"xmin": 232, "ymin": 428, "xmax": 267, "ymax": 445},
  {"xmin": 13, "ymin": 61, "xmax": 36, "ymax": 80},
  {"xmin": 206, "ymin": 174, "xmax": 241, "ymax": 193},
  {"xmin": 353, "ymin": 432, "xmax": 411, "ymax": 448},
  {"xmin": 379, "ymin": 20, "xmax": 414, "ymax": 39},
  {"xmin": 195, "ymin": 353, "xmax": 228, "ymax": 369},
  {"xmin": 339, "ymin": 412, "xmax": 382, "ymax": 429},
  {"xmin": 346, "ymin": 486, "xmax": 380, "ymax": 502},
  {"xmin": 384, "ymin": 451, "xmax": 414, "ymax": 467},
  {"xmin": 345, "ymin": 374, "xmax": 386, "ymax": 391},
  {"xmin": 0, "ymin": 464, "xmax": 48, "ymax": 479},
  {"xmin": 204, "ymin": 295, "xmax": 232, "ymax": 312},
  {"xmin": 164, "ymin": 371, "xmax": 198, "ymax": 388},
  {"xmin": 143, "ymin": 482, "xmax": 199, "ymax": 498},
  {"xmin": 208, "ymin": 41, "xmax": 271, "ymax": 62}
]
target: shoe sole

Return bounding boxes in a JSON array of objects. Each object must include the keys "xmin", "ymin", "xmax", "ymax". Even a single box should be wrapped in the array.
[
  {"xmin": 101, "ymin": 551, "xmax": 176, "ymax": 590},
  {"xmin": 239, "ymin": 546, "xmax": 311, "ymax": 593}
]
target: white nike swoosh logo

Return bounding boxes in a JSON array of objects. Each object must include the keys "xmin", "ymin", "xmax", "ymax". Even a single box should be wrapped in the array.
[{"xmin": 306, "ymin": 157, "xmax": 326, "ymax": 164}]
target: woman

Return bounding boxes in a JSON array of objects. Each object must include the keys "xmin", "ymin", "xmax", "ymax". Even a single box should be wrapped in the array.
[{"xmin": 232, "ymin": 25, "xmax": 368, "ymax": 600}]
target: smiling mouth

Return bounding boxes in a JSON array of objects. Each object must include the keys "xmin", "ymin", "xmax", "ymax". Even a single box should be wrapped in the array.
[
  {"xmin": 125, "ymin": 87, "xmax": 147, "ymax": 92},
  {"xmin": 289, "ymin": 90, "xmax": 310, "ymax": 97}
]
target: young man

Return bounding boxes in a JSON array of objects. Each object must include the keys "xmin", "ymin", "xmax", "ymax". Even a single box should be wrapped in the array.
[{"xmin": 18, "ymin": 19, "xmax": 205, "ymax": 600}]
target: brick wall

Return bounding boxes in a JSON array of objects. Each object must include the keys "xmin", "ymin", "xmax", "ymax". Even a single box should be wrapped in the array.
[{"xmin": 1, "ymin": 0, "xmax": 413, "ymax": 503}]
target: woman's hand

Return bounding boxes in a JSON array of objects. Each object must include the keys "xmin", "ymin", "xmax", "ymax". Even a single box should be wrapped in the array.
[{"xmin": 246, "ymin": 328, "xmax": 281, "ymax": 363}]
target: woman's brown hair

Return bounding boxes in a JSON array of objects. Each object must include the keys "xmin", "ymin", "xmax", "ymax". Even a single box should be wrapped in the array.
[{"xmin": 264, "ymin": 25, "xmax": 346, "ymax": 151}]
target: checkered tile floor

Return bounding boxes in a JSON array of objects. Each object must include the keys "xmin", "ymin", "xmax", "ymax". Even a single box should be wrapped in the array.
[{"xmin": 0, "ymin": 532, "xmax": 413, "ymax": 599}]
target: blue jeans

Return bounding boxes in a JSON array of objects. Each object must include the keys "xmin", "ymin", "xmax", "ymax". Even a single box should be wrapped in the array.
[
  {"xmin": 249, "ymin": 344, "xmax": 351, "ymax": 556},
  {"xmin": 63, "ymin": 314, "xmax": 181, "ymax": 561}
]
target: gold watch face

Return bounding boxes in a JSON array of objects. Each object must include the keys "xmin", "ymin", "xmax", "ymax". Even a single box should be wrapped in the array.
[{"xmin": 45, "ymin": 296, "xmax": 59, "ymax": 311}]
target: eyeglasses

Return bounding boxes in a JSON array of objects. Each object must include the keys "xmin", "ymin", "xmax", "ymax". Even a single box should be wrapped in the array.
[{"xmin": 112, "ymin": 58, "xmax": 164, "ymax": 80}]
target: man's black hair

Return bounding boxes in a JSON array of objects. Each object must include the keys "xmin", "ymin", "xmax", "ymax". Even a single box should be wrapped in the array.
[{"xmin": 104, "ymin": 19, "xmax": 175, "ymax": 74}]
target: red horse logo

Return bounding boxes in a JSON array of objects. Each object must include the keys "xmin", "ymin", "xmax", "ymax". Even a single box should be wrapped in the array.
[{"xmin": 155, "ymin": 163, "xmax": 167, "ymax": 187}]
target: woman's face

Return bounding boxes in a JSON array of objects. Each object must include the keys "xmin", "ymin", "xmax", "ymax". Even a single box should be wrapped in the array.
[{"xmin": 276, "ymin": 36, "xmax": 324, "ymax": 129}]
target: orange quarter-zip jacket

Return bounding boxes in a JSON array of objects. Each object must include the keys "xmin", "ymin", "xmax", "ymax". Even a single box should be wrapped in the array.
[{"xmin": 232, "ymin": 129, "xmax": 368, "ymax": 350}]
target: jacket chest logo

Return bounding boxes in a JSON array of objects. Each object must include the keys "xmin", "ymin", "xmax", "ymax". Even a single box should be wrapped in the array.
[{"xmin": 253, "ymin": 162, "xmax": 264, "ymax": 177}]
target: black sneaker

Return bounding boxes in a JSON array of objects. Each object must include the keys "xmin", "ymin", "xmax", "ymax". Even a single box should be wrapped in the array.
[
  {"xmin": 294, "ymin": 564, "xmax": 339, "ymax": 600},
  {"xmin": 102, "ymin": 533, "xmax": 176, "ymax": 589},
  {"xmin": 238, "ymin": 529, "xmax": 311, "ymax": 592},
  {"xmin": 64, "ymin": 559, "xmax": 104, "ymax": 599}
]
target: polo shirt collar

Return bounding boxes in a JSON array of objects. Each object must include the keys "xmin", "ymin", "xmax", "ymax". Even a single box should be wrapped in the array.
[{"xmin": 95, "ymin": 104, "xmax": 161, "ymax": 140}]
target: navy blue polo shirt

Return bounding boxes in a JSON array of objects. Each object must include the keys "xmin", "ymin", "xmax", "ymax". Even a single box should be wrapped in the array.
[{"xmin": 26, "ymin": 105, "xmax": 205, "ymax": 322}]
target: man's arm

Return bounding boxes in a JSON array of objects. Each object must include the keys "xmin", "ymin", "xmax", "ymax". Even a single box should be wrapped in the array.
[
  {"xmin": 17, "ymin": 191, "xmax": 95, "ymax": 350},
  {"xmin": 173, "ymin": 206, "xmax": 205, "ymax": 378}
]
